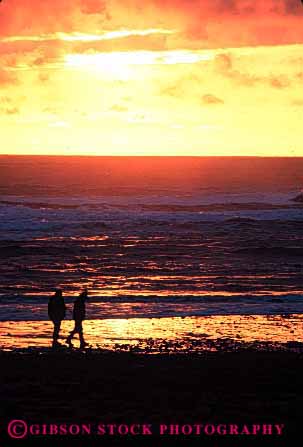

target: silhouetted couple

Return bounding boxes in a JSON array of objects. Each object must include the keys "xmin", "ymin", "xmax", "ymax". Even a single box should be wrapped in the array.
[{"xmin": 48, "ymin": 289, "xmax": 88, "ymax": 349}]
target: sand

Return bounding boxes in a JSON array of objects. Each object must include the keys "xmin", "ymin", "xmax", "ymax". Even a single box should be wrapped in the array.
[{"xmin": 0, "ymin": 348, "xmax": 301, "ymax": 446}]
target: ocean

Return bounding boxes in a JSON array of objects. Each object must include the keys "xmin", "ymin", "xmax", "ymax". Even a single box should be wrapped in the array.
[{"xmin": 0, "ymin": 156, "xmax": 303, "ymax": 351}]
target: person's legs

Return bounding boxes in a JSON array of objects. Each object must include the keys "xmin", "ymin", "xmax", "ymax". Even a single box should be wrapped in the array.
[
  {"xmin": 66, "ymin": 322, "xmax": 77, "ymax": 344},
  {"xmin": 52, "ymin": 320, "xmax": 61, "ymax": 346},
  {"xmin": 78, "ymin": 322, "xmax": 87, "ymax": 348},
  {"xmin": 67, "ymin": 321, "xmax": 87, "ymax": 348}
]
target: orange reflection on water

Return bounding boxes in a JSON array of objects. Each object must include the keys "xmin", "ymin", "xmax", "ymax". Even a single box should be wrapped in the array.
[{"xmin": 0, "ymin": 314, "xmax": 303, "ymax": 352}]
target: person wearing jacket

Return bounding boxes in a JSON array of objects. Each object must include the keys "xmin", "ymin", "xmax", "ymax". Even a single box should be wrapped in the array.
[
  {"xmin": 66, "ymin": 289, "xmax": 88, "ymax": 348},
  {"xmin": 48, "ymin": 289, "xmax": 66, "ymax": 348}
]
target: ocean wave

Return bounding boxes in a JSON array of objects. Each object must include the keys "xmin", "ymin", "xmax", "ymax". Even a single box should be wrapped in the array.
[
  {"xmin": 235, "ymin": 246, "xmax": 303, "ymax": 257},
  {"xmin": 1, "ymin": 294, "xmax": 303, "ymax": 321}
]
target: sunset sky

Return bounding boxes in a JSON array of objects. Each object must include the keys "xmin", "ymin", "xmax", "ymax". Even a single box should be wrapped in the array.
[{"xmin": 0, "ymin": 0, "xmax": 303, "ymax": 155}]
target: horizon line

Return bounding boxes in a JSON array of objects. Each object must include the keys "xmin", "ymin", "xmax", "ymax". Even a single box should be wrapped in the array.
[{"xmin": 1, "ymin": 154, "xmax": 303, "ymax": 159}]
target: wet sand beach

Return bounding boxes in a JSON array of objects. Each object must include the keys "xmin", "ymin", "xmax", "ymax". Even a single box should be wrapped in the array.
[{"xmin": 1, "ymin": 314, "xmax": 303, "ymax": 352}]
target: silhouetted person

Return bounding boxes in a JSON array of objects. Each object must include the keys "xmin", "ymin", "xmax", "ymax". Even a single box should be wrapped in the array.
[
  {"xmin": 66, "ymin": 289, "xmax": 88, "ymax": 348},
  {"xmin": 48, "ymin": 289, "xmax": 66, "ymax": 348}
]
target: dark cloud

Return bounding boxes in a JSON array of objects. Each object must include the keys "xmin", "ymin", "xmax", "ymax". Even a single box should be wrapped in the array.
[
  {"xmin": 0, "ymin": 104, "xmax": 19, "ymax": 114},
  {"xmin": 159, "ymin": 0, "xmax": 303, "ymax": 47},
  {"xmin": 292, "ymin": 98, "xmax": 303, "ymax": 106},
  {"xmin": 0, "ymin": 95, "xmax": 12, "ymax": 103},
  {"xmin": 201, "ymin": 94, "xmax": 224, "ymax": 105},
  {"xmin": 228, "ymin": 71, "xmax": 291, "ymax": 89},
  {"xmin": 281, "ymin": 0, "xmax": 303, "ymax": 14},
  {"xmin": 146, "ymin": 0, "xmax": 303, "ymax": 20},
  {"xmin": 185, "ymin": 0, "xmax": 303, "ymax": 16},
  {"xmin": 270, "ymin": 76, "xmax": 291, "ymax": 89},
  {"xmin": 0, "ymin": 39, "xmax": 64, "ymax": 70},
  {"xmin": 4, "ymin": 106, "xmax": 19, "ymax": 114},
  {"xmin": 214, "ymin": 53, "xmax": 233, "ymax": 72},
  {"xmin": 214, "ymin": 52, "xmax": 292, "ymax": 89},
  {"xmin": 38, "ymin": 72, "xmax": 50, "ymax": 83},
  {"xmin": 0, "ymin": 69, "xmax": 18, "ymax": 86},
  {"xmin": 33, "ymin": 56, "xmax": 46, "ymax": 66}
]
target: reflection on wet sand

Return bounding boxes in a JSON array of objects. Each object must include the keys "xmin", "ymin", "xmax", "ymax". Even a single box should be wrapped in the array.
[{"xmin": 1, "ymin": 314, "xmax": 303, "ymax": 352}]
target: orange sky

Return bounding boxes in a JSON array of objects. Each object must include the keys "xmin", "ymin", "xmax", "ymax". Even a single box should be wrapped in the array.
[{"xmin": 0, "ymin": 0, "xmax": 303, "ymax": 155}]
